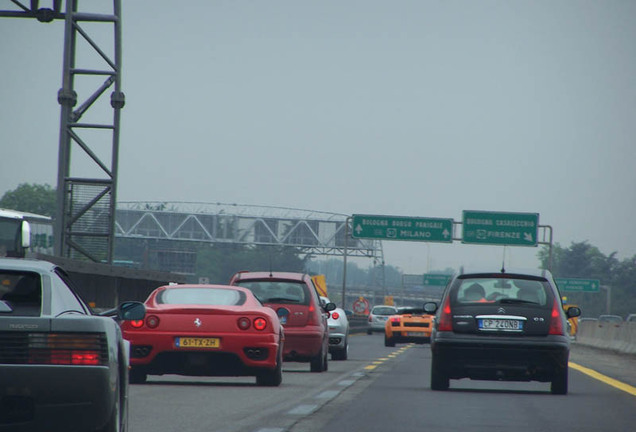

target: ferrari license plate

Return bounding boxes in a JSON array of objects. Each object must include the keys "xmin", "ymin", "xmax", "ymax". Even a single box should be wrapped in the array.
[
  {"xmin": 479, "ymin": 319, "xmax": 523, "ymax": 331},
  {"xmin": 175, "ymin": 337, "xmax": 220, "ymax": 348}
]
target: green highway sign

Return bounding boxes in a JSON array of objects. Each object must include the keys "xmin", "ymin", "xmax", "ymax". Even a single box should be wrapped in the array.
[
  {"xmin": 423, "ymin": 274, "xmax": 452, "ymax": 286},
  {"xmin": 462, "ymin": 210, "xmax": 539, "ymax": 246},
  {"xmin": 351, "ymin": 214, "xmax": 453, "ymax": 243},
  {"xmin": 555, "ymin": 278, "xmax": 600, "ymax": 293}
]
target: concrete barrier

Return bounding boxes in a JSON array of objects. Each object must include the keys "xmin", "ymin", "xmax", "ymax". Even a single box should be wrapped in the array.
[{"xmin": 576, "ymin": 320, "xmax": 636, "ymax": 355}]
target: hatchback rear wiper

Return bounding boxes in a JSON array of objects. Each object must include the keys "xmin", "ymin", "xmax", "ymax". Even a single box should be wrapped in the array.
[{"xmin": 499, "ymin": 298, "xmax": 539, "ymax": 305}]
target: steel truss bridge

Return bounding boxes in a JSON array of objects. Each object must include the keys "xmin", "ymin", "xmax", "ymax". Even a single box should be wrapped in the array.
[{"xmin": 115, "ymin": 202, "xmax": 383, "ymax": 274}]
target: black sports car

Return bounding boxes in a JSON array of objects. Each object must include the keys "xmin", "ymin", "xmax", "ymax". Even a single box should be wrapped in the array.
[
  {"xmin": 0, "ymin": 258, "xmax": 145, "ymax": 431},
  {"xmin": 425, "ymin": 267, "xmax": 581, "ymax": 395}
]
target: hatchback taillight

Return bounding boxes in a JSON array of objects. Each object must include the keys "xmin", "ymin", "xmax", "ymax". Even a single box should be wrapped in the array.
[
  {"xmin": 437, "ymin": 295, "xmax": 453, "ymax": 331},
  {"xmin": 548, "ymin": 298, "xmax": 564, "ymax": 335}
]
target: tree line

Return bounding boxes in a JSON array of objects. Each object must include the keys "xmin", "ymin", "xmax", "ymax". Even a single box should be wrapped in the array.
[{"xmin": 2, "ymin": 183, "xmax": 634, "ymax": 318}]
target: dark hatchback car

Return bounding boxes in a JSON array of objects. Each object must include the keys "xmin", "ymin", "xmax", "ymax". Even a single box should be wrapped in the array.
[
  {"xmin": 229, "ymin": 271, "xmax": 335, "ymax": 372},
  {"xmin": 424, "ymin": 267, "xmax": 581, "ymax": 395}
]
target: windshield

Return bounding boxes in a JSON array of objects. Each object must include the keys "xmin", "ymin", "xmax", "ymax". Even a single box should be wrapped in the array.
[
  {"xmin": 455, "ymin": 277, "xmax": 550, "ymax": 306},
  {"xmin": 234, "ymin": 280, "xmax": 309, "ymax": 305},
  {"xmin": 0, "ymin": 218, "xmax": 21, "ymax": 257}
]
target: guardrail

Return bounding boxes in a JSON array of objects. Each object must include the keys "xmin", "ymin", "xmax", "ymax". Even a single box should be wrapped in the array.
[
  {"xmin": 349, "ymin": 316, "xmax": 369, "ymax": 334},
  {"xmin": 575, "ymin": 321, "xmax": 636, "ymax": 355}
]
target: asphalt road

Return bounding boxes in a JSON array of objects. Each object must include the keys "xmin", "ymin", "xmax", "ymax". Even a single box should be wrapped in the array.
[{"xmin": 128, "ymin": 334, "xmax": 636, "ymax": 432}]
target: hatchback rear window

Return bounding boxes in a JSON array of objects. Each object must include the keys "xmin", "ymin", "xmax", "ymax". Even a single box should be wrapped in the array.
[
  {"xmin": 455, "ymin": 277, "xmax": 549, "ymax": 306},
  {"xmin": 0, "ymin": 271, "xmax": 42, "ymax": 316},
  {"xmin": 234, "ymin": 280, "xmax": 310, "ymax": 305}
]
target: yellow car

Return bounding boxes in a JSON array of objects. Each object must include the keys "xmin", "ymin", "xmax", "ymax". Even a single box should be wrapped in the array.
[{"xmin": 384, "ymin": 306, "xmax": 433, "ymax": 347}]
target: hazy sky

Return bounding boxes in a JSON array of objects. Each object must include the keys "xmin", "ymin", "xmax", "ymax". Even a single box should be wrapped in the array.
[{"xmin": 2, "ymin": 1, "xmax": 635, "ymax": 274}]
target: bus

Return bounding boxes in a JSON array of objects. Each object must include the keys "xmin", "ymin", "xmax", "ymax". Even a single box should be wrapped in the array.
[{"xmin": 0, "ymin": 208, "xmax": 54, "ymax": 258}]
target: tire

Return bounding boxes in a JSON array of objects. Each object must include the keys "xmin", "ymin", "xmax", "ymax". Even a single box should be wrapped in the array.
[
  {"xmin": 100, "ymin": 369, "xmax": 122, "ymax": 432},
  {"xmin": 384, "ymin": 333, "xmax": 395, "ymax": 347},
  {"xmin": 367, "ymin": 329, "xmax": 372, "ymax": 335},
  {"xmin": 551, "ymin": 366, "xmax": 568, "ymax": 395},
  {"xmin": 256, "ymin": 356, "xmax": 282, "ymax": 387},
  {"xmin": 310, "ymin": 345, "xmax": 327, "ymax": 372},
  {"xmin": 430, "ymin": 355, "xmax": 449, "ymax": 391},
  {"xmin": 331, "ymin": 338, "xmax": 349, "ymax": 361},
  {"xmin": 129, "ymin": 368, "xmax": 147, "ymax": 384}
]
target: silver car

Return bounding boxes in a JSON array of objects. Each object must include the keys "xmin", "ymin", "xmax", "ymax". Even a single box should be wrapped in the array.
[
  {"xmin": 0, "ymin": 258, "xmax": 145, "ymax": 431},
  {"xmin": 321, "ymin": 296, "xmax": 350, "ymax": 360},
  {"xmin": 367, "ymin": 305, "xmax": 397, "ymax": 334}
]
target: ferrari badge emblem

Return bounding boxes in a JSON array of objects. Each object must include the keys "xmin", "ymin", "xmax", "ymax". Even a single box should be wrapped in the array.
[{"xmin": 194, "ymin": 318, "xmax": 202, "ymax": 327}]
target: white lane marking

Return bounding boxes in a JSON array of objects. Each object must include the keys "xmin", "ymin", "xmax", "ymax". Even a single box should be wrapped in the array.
[
  {"xmin": 287, "ymin": 404, "xmax": 318, "ymax": 415},
  {"xmin": 316, "ymin": 390, "xmax": 340, "ymax": 399}
]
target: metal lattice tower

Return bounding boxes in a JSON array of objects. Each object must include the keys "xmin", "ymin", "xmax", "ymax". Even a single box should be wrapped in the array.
[{"xmin": 2, "ymin": 1, "xmax": 124, "ymax": 263}]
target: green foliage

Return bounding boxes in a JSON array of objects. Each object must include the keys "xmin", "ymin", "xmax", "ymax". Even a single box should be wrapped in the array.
[
  {"xmin": 539, "ymin": 242, "xmax": 636, "ymax": 318},
  {"xmin": 0, "ymin": 183, "xmax": 56, "ymax": 217}
]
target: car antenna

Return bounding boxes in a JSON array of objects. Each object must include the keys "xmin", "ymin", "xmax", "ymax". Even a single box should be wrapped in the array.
[
  {"xmin": 501, "ymin": 246, "xmax": 506, "ymax": 273},
  {"xmin": 269, "ymin": 254, "xmax": 273, "ymax": 277}
]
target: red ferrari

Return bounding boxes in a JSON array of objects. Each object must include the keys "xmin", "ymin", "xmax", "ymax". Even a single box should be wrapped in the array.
[{"xmin": 120, "ymin": 284, "xmax": 284, "ymax": 386}]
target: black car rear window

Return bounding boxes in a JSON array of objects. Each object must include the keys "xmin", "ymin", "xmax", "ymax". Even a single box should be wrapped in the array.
[
  {"xmin": 234, "ymin": 280, "xmax": 310, "ymax": 305},
  {"xmin": 0, "ymin": 271, "xmax": 42, "ymax": 316},
  {"xmin": 454, "ymin": 276, "xmax": 550, "ymax": 306}
]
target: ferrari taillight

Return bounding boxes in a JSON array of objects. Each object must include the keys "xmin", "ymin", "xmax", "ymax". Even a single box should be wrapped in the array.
[
  {"xmin": 238, "ymin": 317, "xmax": 251, "ymax": 330},
  {"xmin": 253, "ymin": 318, "xmax": 267, "ymax": 331},
  {"xmin": 331, "ymin": 312, "xmax": 340, "ymax": 320},
  {"xmin": 130, "ymin": 320, "xmax": 144, "ymax": 328},
  {"xmin": 146, "ymin": 315, "xmax": 160, "ymax": 329}
]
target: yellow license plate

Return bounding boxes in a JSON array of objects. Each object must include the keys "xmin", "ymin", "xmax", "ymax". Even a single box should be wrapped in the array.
[{"xmin": 176, "ymin": 337, "xmax": 220, "ymax": 348}]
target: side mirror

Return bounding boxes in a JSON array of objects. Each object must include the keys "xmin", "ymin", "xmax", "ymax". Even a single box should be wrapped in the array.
[
  {"xmin": 566, "ymin": 307, "xmax": 581, "ymax": 319},
  {"xmin": 118, "ymin": 301, "xmax": 146, "ymax": 321},
  {"xmin": 423, "ymin": 302, "xmax": 438, "ymax": 314},
  {"xmin": 324, "ymin": 302, "xmax": 336, "ymax": 312}
]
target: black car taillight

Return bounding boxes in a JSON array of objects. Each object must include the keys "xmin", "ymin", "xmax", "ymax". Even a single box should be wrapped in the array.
[
  {"xmin": 437, "ymin": 295, "xmax": 453, "ymax": 331},
  {"xmin": 548, "ymin": 298, "xmax": 565, "ymax": 335}
]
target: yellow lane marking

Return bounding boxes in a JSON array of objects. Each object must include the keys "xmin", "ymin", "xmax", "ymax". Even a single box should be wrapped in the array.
[
  {"xmin": 569, "ymin": 361, "xmax": 636, "ymax": 396},
  {"xmin": 365, "ymin": 344, "xmax": 414, "ymax": 370}
]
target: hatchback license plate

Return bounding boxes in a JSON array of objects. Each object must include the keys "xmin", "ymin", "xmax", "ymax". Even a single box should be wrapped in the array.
[
  {"xmin": 175, "ymin": 337, "xmax": 220, "ymax": 348},
  {"xmin": 479, "ymin": 319, "xmax": 523, "ymax": 331}
]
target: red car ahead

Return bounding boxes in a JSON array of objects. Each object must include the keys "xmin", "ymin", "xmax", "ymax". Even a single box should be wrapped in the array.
[
  {"xmin": 229, "ymin": 271, "xmax": 335, "ymax": 372},
  {"xmin": 120, "ymin": 284, "xmax": 284, "ymax": 386}
]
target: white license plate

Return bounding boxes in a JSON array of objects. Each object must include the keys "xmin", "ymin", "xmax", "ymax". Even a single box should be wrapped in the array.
[
  {"xmin": 407, "ymin": 332, "xmax": 426, "ymax": 336},
  {"xmin": 479, "ymin": 319, "xmax": 523, "ymax": 331}
]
